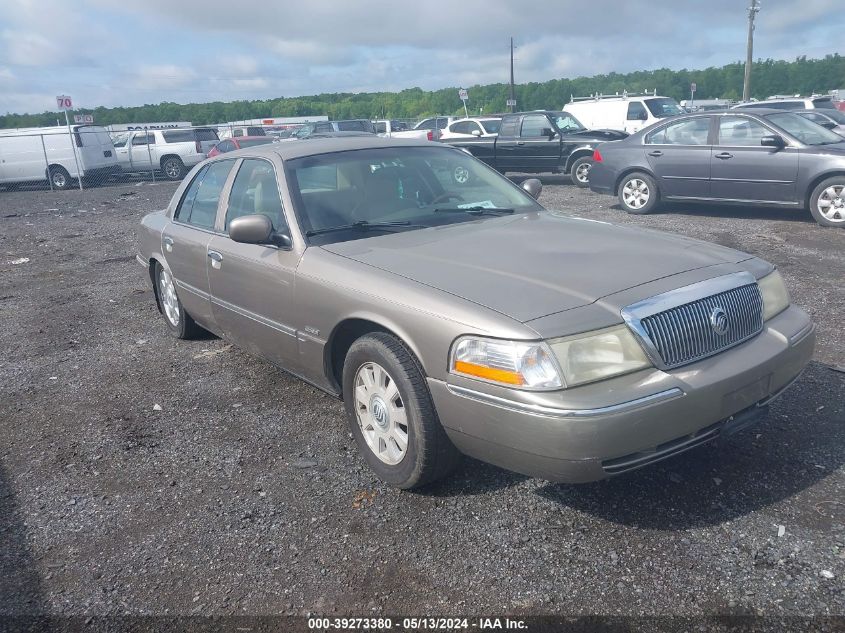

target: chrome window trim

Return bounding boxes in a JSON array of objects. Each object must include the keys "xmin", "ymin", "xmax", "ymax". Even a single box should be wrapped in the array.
[
  {"xmin": 445, "ymin": 384, "xmax": 685, "ymax": 420},
  {"xmin": 621, "ymin": 271, "xmax": 759, "ymax": 370}
]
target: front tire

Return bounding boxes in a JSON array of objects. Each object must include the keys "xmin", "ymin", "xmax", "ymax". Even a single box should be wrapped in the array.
[
  {"xmin": 808, "ymin": 177, "xmax": 845, "ymax": 227},
  {"xmin": 161, "ymin": 157, "xmax": 186, "ymax": 181},
  {"xmin": 570, "ymin": 156, "xmax": 592, "ymax": 188},
  {"xmin": 49, "ymin": 166, "xmax": 72, "ymax": 190},
  {"xmin": 618, "ymin": 172, "xmax": 659, "ymax": 214},
  {"xmin": 154, "ymin": 262, "xmax": 202, "ymax": 339},
  {"xmin": 342, "ymin": 333, "xmax": 461, "ymax": 489}
]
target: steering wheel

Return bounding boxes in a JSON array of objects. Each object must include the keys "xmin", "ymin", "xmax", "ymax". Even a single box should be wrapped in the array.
[{"xmin": 430, "ymin": 192, "xmax": 465, "ymax": 205}]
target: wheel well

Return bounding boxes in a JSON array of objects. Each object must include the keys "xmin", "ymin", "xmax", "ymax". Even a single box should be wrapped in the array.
[
  {"xmin": 565, "ymin": 149, "xmax": 594, "ymax": 173},
  {"xmin": 804, "ymin": 171, "xmax": 845, "ymax": 210},
  {"xmin": 614, "ymin": 167, "xmax": 657, "ymax": 196},
  {"xmin": 148, "ymin": 258, "xmax": 163, "ymax": 314},
  {"xmin": 159, "ymin": 154, "xmax": 182, "ymax": 168},
  {"xmin": 325, "ymin": 319, "xmax": 395, "ymax": 392},
  {"xmin": 46, "ymin": 164, "xmax": 68, "ymax": 176}
]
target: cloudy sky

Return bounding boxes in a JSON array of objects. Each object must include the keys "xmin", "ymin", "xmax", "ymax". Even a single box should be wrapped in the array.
[{"xmin": 1, "ymin": 0, "xmax": 843, "ymax": 114}]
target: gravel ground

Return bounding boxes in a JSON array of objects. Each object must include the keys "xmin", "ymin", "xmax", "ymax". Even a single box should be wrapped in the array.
[{"xmin": 0, "ymin": 177, "xmax": 843, "ymax": 625}]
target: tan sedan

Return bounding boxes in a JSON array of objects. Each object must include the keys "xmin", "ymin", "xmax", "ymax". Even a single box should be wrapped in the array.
[{"xmin": 137, "ymin": 137, "xmax": 815, "ymax": 489}]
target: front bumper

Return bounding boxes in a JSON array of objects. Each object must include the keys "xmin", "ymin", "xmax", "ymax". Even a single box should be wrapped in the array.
[{"xmin": 429, "ymin": 305, "xmax": 815, "ymax": 483}]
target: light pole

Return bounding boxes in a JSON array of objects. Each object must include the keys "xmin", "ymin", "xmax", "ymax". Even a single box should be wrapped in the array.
[{"xmin": 742, "ymin": 0, "xmax": 760, "ymax": 102}]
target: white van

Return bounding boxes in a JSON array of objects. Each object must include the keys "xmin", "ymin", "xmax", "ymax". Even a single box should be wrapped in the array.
[
  {"xmin": 563, "ymin": 93, "xmax": 684, "ymax": 134},
  {"xmin": 0, "ymin": 125, "xmax": 120, "ymax": 190}
]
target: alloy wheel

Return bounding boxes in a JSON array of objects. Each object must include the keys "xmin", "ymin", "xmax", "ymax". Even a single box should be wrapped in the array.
[
  {"xmin": 158, "ymin": 267, "xmax": 181, "ymax": 327},
  {"xmin": 353, "ymin": 361, "xmax": 408, "ymax": 465},
  {"xmin": 622, "ymin": 178, "xmax": 650, "ymax": 210},
  {"xmin": 817, "ymin": 184, "xmax": 845, "ymax": 223}
]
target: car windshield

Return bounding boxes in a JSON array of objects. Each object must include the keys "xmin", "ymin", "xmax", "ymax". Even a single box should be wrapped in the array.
[
  {"xmin": 764, "ymin": 112, "xmax": 844, "ymax": 145},
  {"xmin": 237, "ymin": 138, "xmax": 275, "ymax": 148},
  {"xmin": 552, "ymin": 113, "xmax": 585, "ymax": 132},
  {"xmin": 645, "ymin": 98, "xmax": 684, "ymax": 118},
  {"xmin": 480, "ymin": 119, "xmax": 502, "ymax": 134},
  {"xmin": 287, "ymin": 146, "xmax": 543, "ymax": 245}
]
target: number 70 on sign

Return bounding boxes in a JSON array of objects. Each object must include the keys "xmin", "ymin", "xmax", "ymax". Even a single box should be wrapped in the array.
[{"xmin": 56, "ymin": 95, "xmax": 73, "ymax": 111}]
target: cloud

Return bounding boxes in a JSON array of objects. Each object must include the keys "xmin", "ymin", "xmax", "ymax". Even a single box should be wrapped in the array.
[{"xmin": 2, "ymin": 0, "xmax": 844, "ymax": 113}]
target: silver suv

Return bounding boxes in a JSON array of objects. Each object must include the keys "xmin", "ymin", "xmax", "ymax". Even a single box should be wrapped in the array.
[{"xmin": 111, "ymin": 128, "xmax": 219, "ymax": 180}]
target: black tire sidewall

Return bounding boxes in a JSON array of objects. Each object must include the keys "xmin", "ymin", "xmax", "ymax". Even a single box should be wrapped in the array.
[
  {"xmin": 809, "ymin": 177, "xmax": 845, "ymax": 228},
  {"xmin": 618, "ymin": 172, "xmax": 659, "ymax": 214},
  {"xmin": 155, "ymin": 262, "xmax": 187, "ymax": 337},
  {"xmin": 570, "ymin": 156, "xmax": 592, "ymax": 188},
  {"xmin": 342, "ymin": 335, "xmax": 431, "ymax": 488}
]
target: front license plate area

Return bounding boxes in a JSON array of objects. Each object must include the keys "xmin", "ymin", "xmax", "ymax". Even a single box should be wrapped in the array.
[{"xmin": 722, "ymin": 404, "xmax": 768, "ymax": 437}]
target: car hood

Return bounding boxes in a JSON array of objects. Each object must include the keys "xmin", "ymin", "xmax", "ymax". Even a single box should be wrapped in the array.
[
  {"xmin": 319, "ymin": 212, "xmax": 752, "ymax": 323},
  {"xmin": 563, "ymin": 129, "xmax": 629, "ymax": 142}
]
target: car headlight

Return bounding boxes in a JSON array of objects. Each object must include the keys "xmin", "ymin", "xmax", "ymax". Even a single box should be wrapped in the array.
[
  {"xmin": 450, "ymin": 337, "xmax": 562, "ymax": 390},
  {"xmin": 758, "ymin": 270, "xmax": 790, "ymax": 321},
  {"xmin": 549, "ymin": 325, "xmax": 652, "ymax": 388}
]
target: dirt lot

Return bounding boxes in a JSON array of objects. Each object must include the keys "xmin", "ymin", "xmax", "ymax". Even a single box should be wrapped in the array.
[{"xmin": 0, "ymin": 177, "xmax": 843, "ymax": 625}]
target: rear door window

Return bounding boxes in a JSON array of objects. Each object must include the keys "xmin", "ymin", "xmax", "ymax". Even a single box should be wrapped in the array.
[
  {"xmin": 177, "ymin": 160, "xmax": 234, "ymax": 229},
  {"xmin": 646, "ymin": 117, "xmax": 711, "ymax": 145}
]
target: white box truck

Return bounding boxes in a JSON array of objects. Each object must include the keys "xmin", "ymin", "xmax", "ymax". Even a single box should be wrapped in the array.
[{"xmin": 0, "ymin": 125, "xmax": 121, "ymax": 190}]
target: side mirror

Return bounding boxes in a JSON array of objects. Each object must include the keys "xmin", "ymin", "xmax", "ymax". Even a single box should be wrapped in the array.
[
  {"xmin": 760, "ymin": 134, "xmax": 785, "ymax": 148},
  {"xmin": 471, "ymin": 129, "xmax": 482, "ymax": 137},
  {"xmin": 541, "ymin": 127, "xmax": 556, "ymax": 139},
  {"xmin": 229, "ymin": 214, "xmax": 286, "ymax": 246},
  {"xmin": 521, "ymin": 178, "xmax": 542, "ymax": 200}
]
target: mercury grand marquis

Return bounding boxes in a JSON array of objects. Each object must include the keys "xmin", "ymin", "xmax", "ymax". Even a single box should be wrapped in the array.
[{"xmin": 137, "ymin": 137, "xmax": 815, "ymax": 489}]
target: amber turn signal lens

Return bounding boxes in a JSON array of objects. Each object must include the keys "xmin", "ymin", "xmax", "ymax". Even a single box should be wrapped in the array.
[{"xmin": 453, "ymin": 360, "xmax": 525, "ymax": 386}]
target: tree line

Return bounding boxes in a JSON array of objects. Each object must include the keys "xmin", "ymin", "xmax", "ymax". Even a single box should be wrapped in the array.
[{"xmin": 2, "ymin": 54, "xmax": 843, "ymax": 129}]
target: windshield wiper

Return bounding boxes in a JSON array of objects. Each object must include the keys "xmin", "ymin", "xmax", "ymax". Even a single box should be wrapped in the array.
[
  {"xmin": 433, "ymin": 207, "xmax": 515, "ymax": 216},
  {"xmin": 305, "ymin": 220, "xmax": 425, "ymax": 237}
]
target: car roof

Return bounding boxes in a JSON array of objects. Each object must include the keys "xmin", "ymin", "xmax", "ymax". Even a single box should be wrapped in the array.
[
  {"xmin": 221, "ymin": 135, "xmax": 440, "ymax": 161},
  {"xmin": 233, "ymin": 135, "xmax": 272, "ymax": 141}
]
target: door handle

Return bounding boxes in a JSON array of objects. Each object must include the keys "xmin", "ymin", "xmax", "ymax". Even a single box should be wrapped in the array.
[
  {"xmin": 516, "ymin": 141, "xmax": 525, "ymax": 146},
  {"xmin": 207, "ymin": 250, "xmax": 223, "ymax": 269},
  {"xmin": 647, "ymin": 150, "xmax": 663, "ymax": 157},
  {"xmin": 163, "ymin": 236, "xmax": 174, "ymax": 252},
  {"xmin": 715, "ymin": 152, "xmax": 733, "ymax": 160}
]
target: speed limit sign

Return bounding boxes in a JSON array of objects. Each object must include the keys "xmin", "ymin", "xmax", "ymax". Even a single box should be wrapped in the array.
[{"xmin": 56, "ymin": 95, "xmax": 73, "ymax": 111}]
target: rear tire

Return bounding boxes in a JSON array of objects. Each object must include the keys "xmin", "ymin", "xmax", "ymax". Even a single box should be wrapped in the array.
[
  {"xmin": 154, "ymin": 262, "xmax": 202, "ymax": 339},
  {"xmin": 808, "ymin": 176, "xmax": 845, "ymax": 227},
  {"xmin": 161, "ymin": 157, "xmax": 186, "ymax": 181},
  {"xmin": 342, "ymin": 333, "xmax": 461, "ymax": 489},
  {"xmin": 570, "ymin": 156, "xmax": 593, "ymax": 188},
  {"xmin": 618, "ymin": 172, "xmax": 659, "ymax": 214},
  {"xmin": 48, "ymin": 166, "xmax": 72, "ymax": 190}
]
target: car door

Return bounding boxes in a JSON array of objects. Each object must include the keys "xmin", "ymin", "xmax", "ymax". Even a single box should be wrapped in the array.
[
  {"xmin": 710, "ymin": 115, "xmax": 799, "ymax": 203},
  {"xmin": 129, "ymin": 131, "xmax": 154, "ymax": 170},
  {"xmin": 642, "ymin": 116, "xmax": 713, "ymax": 198},
  {"xmin": 497, "ymin": 114, "xmax": 559, "ymax": 173},
  {"xmin": 162, "ymin": 160, "xmax": 236, "ymax": 330},
  {"xmin": 206, "ymin": 157, "xmax": 299, "ymax": 367},
  {"xmin": 111, "ymin": 132, "xmax": 132, "ymax": 170}
]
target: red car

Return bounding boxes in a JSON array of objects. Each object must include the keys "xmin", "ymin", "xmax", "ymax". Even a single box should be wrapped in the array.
[{"xmin": 207, "ymin": 136, "xmax": 275, "ymax": 157}]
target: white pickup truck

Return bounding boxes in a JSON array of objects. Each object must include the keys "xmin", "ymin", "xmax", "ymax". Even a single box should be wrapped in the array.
[{"xmin": 373, "ymin": 120, "xmax": 434, "ymax": 140}]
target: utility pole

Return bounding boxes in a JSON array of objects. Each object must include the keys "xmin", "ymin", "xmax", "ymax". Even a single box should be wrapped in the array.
[
  {"xmin": 509, "ymin": 37, "xmax": 516, "ymax": 113},
  {"xmin": 742, "ymin": 0, "xmax": 760, "ymax": 102}
]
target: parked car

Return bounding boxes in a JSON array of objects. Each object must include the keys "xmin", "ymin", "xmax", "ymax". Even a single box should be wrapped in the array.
[
  {"xmin": 372, "ymin": 119, "xmax": 433, "ymax": 140},
  {"xmin": 588, "ymin": 109, "xmax": 845, "ymax": 227},
  {"xmin": 444, "ymin": 110, "xmax": 627, "ymax": 187},
  {"xmin": 439, "ymin": 118, "xmax": 502, "ymax": 140},
  {"xmin": 111, "ymin": 128, "xmax": 219, "ymax": 180},
  {"xmin": 732, "ymin": 96, "xmax": 837, "ymax": 111},
  {"xmin": 137, "ymin": 136, "xmax": 814, "ymax": 489},
  {"xmin": 413, "ymin": 117, "xmax": 456, "ymax": 140},
  {"xmin": 794, "ymin": 109, "xmax": 845, "ymax": 136},
  {"xmin": 0, "ymin": 125, "xmax": 120, "ymax": 190},
  {"xmin": 293, "ymin": 120, "xmax": 375, "ymax": 139},
  {"xmin": 219, "ymin": 126, "xmax": 267, "ymax": 139},
  {"xmin": 564, "ymin": 93, "xmax": 684, "ymax": 134},
  {"xmin": 207, "ymin": 136, "xmax": 275, "ymax": 157}
]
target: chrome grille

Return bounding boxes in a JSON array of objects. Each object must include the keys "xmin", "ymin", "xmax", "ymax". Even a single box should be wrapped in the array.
[{"xmin": 639, "ymin": 283, "xmax": 763, "ymax": 368}]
